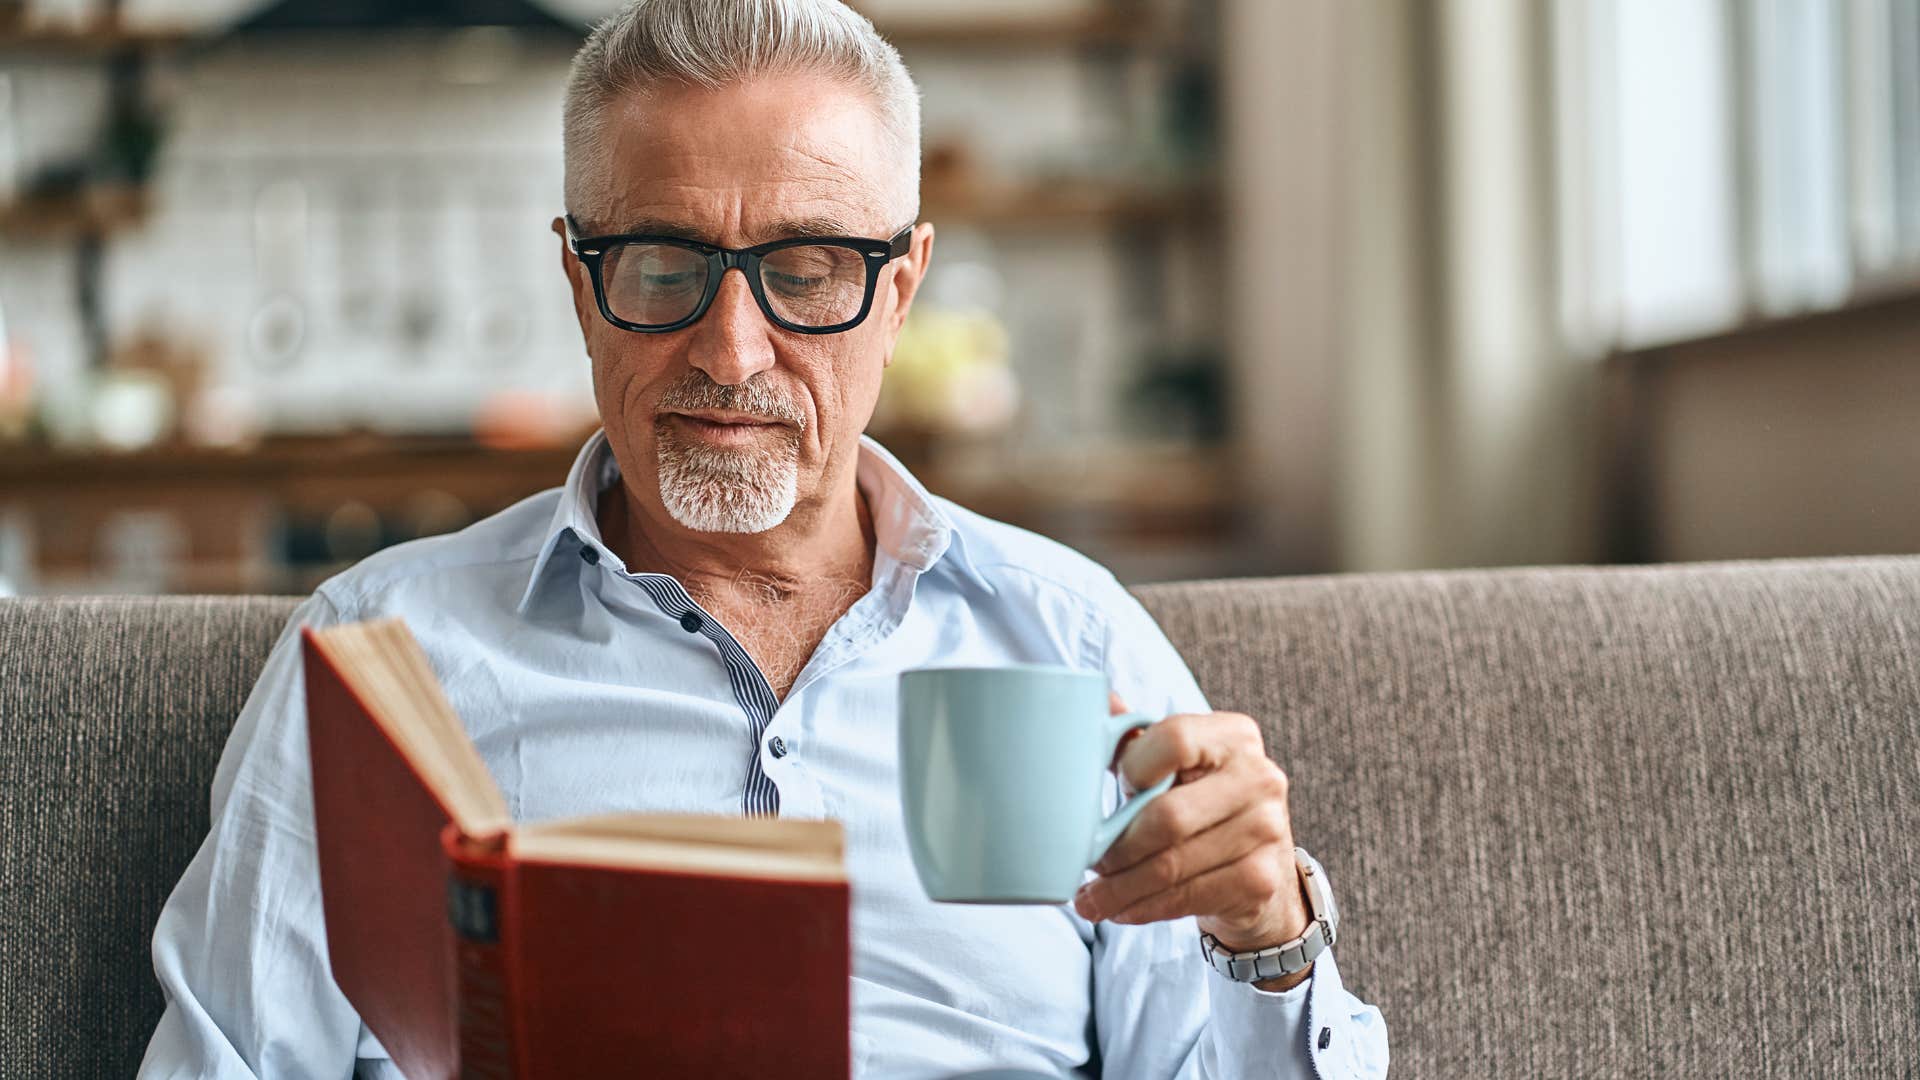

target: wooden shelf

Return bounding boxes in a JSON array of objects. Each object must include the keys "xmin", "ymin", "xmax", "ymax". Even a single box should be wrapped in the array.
[
  {"xmin": 0, "ymin": 431, "xmax": 579, "ymax": 487},
  {"xmin": 1, "ymin": 434, "xmax": 584, "ymax": 594},
  {"xmin": 0, "ymin": 17, "xmax": 195, "ymax": 54},
  {"xmin": 0, "ymin": 432, "xmax": 1240, "ymax": 593},
  {"xmin": 0, "ymin": 177, "xmax": 1209, "ymax": 238},
  {"xmin": 0, "ymin": 8, "xmax": 1168, "ymax": 54},
  {"xmin": 0, "ymin": 186, "xmax": 150, "ymax": 240}
]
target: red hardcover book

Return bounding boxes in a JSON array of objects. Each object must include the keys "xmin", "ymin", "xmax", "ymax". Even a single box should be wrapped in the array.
[{"xmin": 302, "ymin": 618, "xmax": 851, "ymax": 1080}]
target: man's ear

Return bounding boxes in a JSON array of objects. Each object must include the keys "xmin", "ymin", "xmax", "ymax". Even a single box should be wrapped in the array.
[{"xmin": 880, "ymin": 221, "xmax": 936, "ymax": 368}]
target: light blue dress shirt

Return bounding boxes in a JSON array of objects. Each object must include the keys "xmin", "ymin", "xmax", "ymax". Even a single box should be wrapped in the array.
[{"xmin": 139, "ymin": 430, "xmax": 1389, "ymax": 1079}]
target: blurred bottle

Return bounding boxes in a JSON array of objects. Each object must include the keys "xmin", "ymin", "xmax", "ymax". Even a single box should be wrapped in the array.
[
  {"xmin": 0, "ymin": 73, "xmax": 19, "ymax": 205},
  {"xmin": 0, "ymin": 293, "xmax": 35, "ymax": 443},
  {"xmin": 0, "ymin": 508, "xmax": 30, "ymax": 597}
]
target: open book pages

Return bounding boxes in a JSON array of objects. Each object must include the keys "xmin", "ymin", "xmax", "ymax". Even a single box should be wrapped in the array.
[
  {"xmin": 515, "ymin": 815, "xmax": 845, "ymax": 881},
  {"xmin": 307, "ymin": 618, "xmax": 511, "ymax": 836},
  {"xmin": 307, "ymin": 617, "xmax": 845, "ymax": 880}
]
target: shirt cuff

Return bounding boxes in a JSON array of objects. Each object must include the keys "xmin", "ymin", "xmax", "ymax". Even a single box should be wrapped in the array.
[{"xmin": 1202, "ymin": 947, "xmax": 1316, "ymax": 1076}]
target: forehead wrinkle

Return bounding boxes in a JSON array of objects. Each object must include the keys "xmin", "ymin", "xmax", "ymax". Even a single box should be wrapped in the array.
[
  {"xmin": 790, "ymin": 140, "xmax": 867, "ymax": 185},
  {"xmin": 606, "ymin": 215, "xmax": 705, "ymax": 239},
  {"xmin": 591, "ymin": 74, "xmax": 903, "ymax": 227},
  {"xmin": 596, "ymin": 147, "xmax": 890, "ymax": 240},
  {"xmin": 598, "ymin": 145, "xmax": 890, "ymax": 242},
  {"xmin": 611, "ymin": 175, "xmax": 882, "ymax": 244}
]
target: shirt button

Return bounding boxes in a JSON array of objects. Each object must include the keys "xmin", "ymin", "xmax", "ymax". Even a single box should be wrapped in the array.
[
  {"xmin": 768, "ymin": 736, "xmax": 788, "ymax": 759},
  {"xmin": 578, "ymin": 546, "xmax": 599, "ymax": 566},
  {"xmin": 679, "ymin": 611, "xmax": 703, "ymax": 633}
]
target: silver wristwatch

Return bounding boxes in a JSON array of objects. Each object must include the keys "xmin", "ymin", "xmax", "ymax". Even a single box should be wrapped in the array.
[{"xmin": 1199, "ymin": 847, "xmax": 1339, "ymax": 982}]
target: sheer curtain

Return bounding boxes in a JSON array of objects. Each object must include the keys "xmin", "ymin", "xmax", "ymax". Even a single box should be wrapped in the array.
[
  {"xmin": 1225, "ymin": 0, "xmax": 1594, "ymax": 573},
  {"xmin": 1557, "ymin": 0, "xmax": 1920, "ymax": 350},
  {"xmin": 1224, "ymin": 0, "xmax": 1918, "ymax": 574}
]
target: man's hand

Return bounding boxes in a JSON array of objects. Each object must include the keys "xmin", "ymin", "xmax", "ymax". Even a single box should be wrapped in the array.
[{"xmin": 1072, "ymin": 694, "xmax": 1313, "ymax": 990}]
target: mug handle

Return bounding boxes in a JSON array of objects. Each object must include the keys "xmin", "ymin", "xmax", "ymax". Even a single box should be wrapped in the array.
[{"xmin": 1087, "ymin": 712, "xmax": 1174, "ymax": 868}]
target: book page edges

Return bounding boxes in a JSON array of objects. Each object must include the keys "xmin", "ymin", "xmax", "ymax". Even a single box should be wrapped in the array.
[
  {"xmin": 509, "ymin": 830, "xmax": 847, "ymax": 882},
  {"xmin": 519, "ymin": 812, "xmax": 843, "ymax": 855},
  {"xmin": 305, "ymin": 620, "xmax": 511, "ymax": 836}
]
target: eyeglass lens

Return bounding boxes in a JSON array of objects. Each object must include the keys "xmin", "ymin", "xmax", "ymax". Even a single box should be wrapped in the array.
[{"xmin": 600, "ymin": 242, "xmax": 871, "ymax": 328}]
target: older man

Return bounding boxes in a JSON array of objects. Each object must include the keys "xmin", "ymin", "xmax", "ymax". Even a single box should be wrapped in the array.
[{"xmin": 141, "ymin": 2, "xmax": 1387, "ymax": 1077}]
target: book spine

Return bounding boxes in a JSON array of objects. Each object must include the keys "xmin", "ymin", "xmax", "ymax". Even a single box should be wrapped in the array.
[{"xmin": 442, "ymin": 825, "xmax": 519, "ymax": 1080}]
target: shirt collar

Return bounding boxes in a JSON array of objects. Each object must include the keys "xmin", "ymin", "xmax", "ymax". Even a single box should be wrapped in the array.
[{"xmin": 516, "ymin": 428, "xmax": 987, "ymax": 614}]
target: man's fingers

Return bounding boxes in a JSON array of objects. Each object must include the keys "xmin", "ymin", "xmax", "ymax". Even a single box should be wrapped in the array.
[
  {"xmin": 1106, "ymin": 851, "xmax": 1289, "ymax": 927},
  {"xmin": 1076, "ymin": 799, "xmax": 1288, "ymax": 922},
  {"xmin": 1092, "ymin": 767, "xmax": 1249, "ymax": 876},
  {"xmin": 1107, "ymin": 693, "xmax": 1148, "ymax": 784},
  {"xmin": 1115, "ymin": 711, "xmax": 1266, "ymax": 794}
]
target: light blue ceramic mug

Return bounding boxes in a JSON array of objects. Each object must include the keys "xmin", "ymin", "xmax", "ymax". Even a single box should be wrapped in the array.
[{"xmin": 898, "ymin": 665, "xmax": 1174, "ymax": 904}]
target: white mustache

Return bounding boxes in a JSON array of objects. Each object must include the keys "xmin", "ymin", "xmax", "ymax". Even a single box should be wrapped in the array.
[{"xmin": 655, "ymin": 374, "xmax": 804, "ymax": 429}]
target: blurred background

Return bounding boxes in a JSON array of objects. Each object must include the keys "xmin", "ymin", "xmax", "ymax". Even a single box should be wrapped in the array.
[{"xmin": 0, "ymin": 0, "xmax": 1915, "ymax": 595}]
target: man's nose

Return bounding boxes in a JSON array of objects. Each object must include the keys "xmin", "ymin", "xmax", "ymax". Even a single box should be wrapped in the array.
[{"xmin": 686, "ymin": 267, "xmax": 776, "ymax": 385}]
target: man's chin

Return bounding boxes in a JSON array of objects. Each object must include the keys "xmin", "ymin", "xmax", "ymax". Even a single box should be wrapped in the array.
[
  {"xmin": 683, "ymin": 513, "xmax": 790, "ymax": 536},
  {"xmin": 659, "ymin": 490, "xmax": 798, "ymax": 534},
  {"xmin": 654, "ymin": 439, "xmax": 801, "ymax": 534}
]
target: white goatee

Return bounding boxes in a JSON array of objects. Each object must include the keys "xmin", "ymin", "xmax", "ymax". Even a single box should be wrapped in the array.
[{"xmin": 653, "ymin": 373, "xmax": 807, "ymax": 534}]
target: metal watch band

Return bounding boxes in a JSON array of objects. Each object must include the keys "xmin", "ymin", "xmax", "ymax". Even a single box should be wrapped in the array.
[{"xmin": 1198, "ymin": 847, "xmax": 1337, "ymax": 982}]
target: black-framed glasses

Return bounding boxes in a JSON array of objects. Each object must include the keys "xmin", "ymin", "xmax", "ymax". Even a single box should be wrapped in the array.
[{"xmin": 564, "ymin": 214, "xmax": 915, "ymax": 335}]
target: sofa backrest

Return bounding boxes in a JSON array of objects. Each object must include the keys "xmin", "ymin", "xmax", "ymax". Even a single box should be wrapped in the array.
[
  {"xmin": 1, "ymin": 596, "xmax": 302, "ymax": 1079},
  {"xmin": 1134, "ymin": 555, "xmax": 1920, "ymax": 1076},
  {"xmin": 2, "ymin": 555, "xmax": 1916, "ymax": 1077}
]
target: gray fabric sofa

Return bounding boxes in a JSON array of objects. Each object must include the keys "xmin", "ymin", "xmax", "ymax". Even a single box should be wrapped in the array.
[{"xmin": 3, "ymin": 555, "xmax": 1916, "ymax": 1078}]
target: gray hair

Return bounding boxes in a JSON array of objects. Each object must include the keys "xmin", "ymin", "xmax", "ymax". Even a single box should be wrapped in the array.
[{"xmin": 563, "ymin": 0, "xmax": 922, "ymax": 232}]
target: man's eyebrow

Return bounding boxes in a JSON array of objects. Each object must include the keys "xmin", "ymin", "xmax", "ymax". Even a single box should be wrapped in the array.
[
  {"xmin": 608, "ymin": 215, "xmax": 868, "ymax": 243},
  {"xmin": 764, "ymin": 216, "xmax": 862, "ymax": 240}
]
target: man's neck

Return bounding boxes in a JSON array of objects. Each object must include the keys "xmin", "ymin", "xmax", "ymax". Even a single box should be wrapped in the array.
[{"xmin": 596, "ymin": 469, "xmax": 877, "ymax": 608}]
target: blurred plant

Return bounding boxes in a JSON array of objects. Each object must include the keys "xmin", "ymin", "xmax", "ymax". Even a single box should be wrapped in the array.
[
  {"xmin": 873, "ymin": 306, "xmax": 1018, "ymax": 437},
  {"xmin": 1160, "ymin": 54, "xmax": 1217, "ymax": 171},
  {"xmin": 1125, "ymin": 342, "xmax": 1226, "ymax": 443},
  {"xmin": 99, "ymin": 52, "xmax": 166, "ymax": 186}
]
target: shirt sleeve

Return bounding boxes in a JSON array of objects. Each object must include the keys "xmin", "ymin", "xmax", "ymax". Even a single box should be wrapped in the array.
[
  {"xmin": 138, "ymin": 591, "xmax": 397, "ymax": 1079},
  {"xmin": 1086, "ymin": 579, "xmax": 1390, "ymax": 1079}
]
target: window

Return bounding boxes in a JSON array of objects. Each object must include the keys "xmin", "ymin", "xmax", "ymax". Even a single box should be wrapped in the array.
[{"xmin": 1554, "ymin": 0, "xmax": 1920, "ymax": 352}]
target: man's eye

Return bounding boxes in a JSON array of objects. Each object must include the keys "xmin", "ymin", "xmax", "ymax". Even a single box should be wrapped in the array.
[
  {"xmin": 768, "ymin": 271, "xmax": 826, "ymax": 291},
  {"xmin": 643, "ymin": 272, "xmax": 700, "ymax": 289}
]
